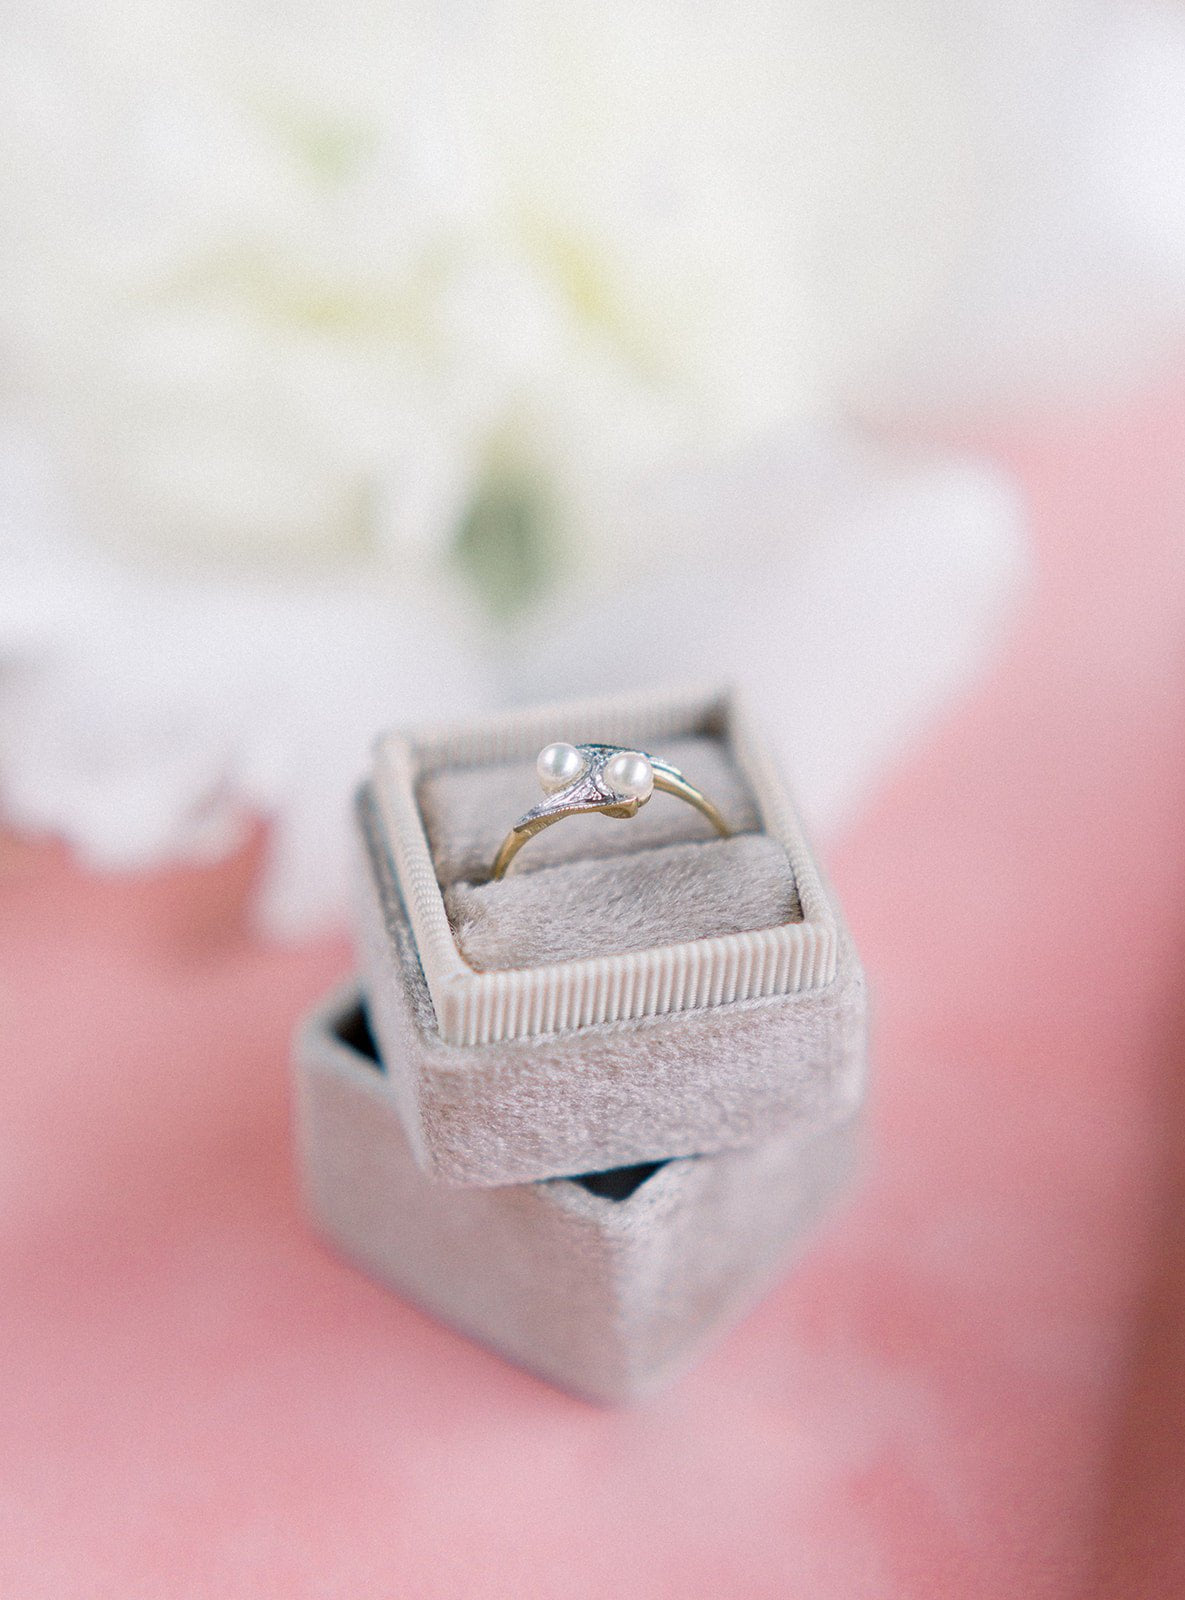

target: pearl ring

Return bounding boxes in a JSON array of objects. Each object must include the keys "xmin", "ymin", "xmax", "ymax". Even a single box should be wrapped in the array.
[{"xmin": 490, "ymin": 741, "xmax": 732, "ymax": 880}]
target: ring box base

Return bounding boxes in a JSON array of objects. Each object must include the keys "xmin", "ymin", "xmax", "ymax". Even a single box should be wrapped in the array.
[{"xmin": 295, "ymin": 981, "xmax": 859, "ymax": 1405}]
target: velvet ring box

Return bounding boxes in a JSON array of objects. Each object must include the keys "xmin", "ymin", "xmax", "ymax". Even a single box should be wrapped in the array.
[
  {"xmin": 295, "ymin": 981, "xmax": 859, "ymax": 1405},
  {"xmin": 353, "ymin": 685, "xmax": 867, "ymax": 1187}
]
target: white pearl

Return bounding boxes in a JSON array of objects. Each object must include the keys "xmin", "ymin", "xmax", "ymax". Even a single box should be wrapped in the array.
[
  {"xmin": 537, "ymin": 741, "xmax": 587, "ymax": 793},
  {"xmin": 603, "ymin": 749, "xmax": 654, "ymax": 801}
]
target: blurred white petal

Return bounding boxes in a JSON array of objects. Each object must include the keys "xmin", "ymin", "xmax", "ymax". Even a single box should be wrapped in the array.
[
  {"xmin": 0, "ymin": 430, "xmax": 489, "ymax": 931},
  {"xmin": 1, "ymin": 0, "xmax": 1179, "ymax": 926},
  {"xmin": 5, "ymin": 0, "xmax": 1181, "ymax": 571},
  {"xmin": 512, "ymin": 436, "xmax": 1026, "ymax": 839}
]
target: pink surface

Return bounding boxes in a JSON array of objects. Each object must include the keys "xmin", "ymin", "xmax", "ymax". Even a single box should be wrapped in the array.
[{"xmin": 3, "ymin": 392, "xmax": 1185, "ymax": 1598}]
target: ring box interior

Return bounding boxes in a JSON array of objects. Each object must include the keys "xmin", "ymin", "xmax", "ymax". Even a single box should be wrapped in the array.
[
  {"xmin": 353, "ymin": 686, "xmax": 866, "ymax": 1186},
  {"xmin": 295, "ymin": 981, "xmax": 859, "ymax": 1406}
]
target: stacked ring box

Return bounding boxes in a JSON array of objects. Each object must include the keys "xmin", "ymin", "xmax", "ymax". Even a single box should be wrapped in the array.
[{"xmin": 293, "ymin": 685, "xmax": 867, "ymax": 1402}]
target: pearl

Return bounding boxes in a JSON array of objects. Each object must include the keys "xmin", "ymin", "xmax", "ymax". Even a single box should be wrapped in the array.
[
  {"xmin": 537, "ymin": 741, "xmax": 587, "ymax": 793},
  {"xmin": 603, "ymin": 749, "xmax": 654, "ymax": 801}
]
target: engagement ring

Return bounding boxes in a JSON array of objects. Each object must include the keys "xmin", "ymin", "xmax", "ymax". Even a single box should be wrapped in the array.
[{"xmin": 490, "ymin": 741, "xmax": 731, "ymax": 880}]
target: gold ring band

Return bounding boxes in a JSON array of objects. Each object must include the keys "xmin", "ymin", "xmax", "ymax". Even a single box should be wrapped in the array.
[{"xmin": 491, "ymin": 741, "xmax": 731, "ymax": 880}]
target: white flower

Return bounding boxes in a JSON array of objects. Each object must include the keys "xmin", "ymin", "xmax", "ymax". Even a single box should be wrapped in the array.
[
  {"xmin": 0, "ymin": 0, "xmax": 1182, "ymax": 927},
  {"xmin": 6, "ymin": 0, "xmax": 1180, "ymax": 585}
]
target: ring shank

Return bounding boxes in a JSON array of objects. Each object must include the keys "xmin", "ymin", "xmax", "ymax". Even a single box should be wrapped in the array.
[{"xmin": 651, "ymin": 771, "xmax": 731, "ymax": 838}]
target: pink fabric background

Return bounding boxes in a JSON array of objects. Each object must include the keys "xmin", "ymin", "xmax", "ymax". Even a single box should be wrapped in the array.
[{"xmin": 3, "ymin": 389, "xmax": 1185, "ymax": 1598}]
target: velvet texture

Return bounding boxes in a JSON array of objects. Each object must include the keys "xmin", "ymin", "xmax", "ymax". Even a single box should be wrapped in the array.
[
  {"xmin": 296, "ymin": 981, "xmax": 858, "ymax": 1404},
  {"xmin": 446, "ymin": 834, "xmax": 802, "ymax": 969},
  {"xmin": 353, "ymin": 782, "xmax": 866, "ymax": 1185},
  {"xmin": 374, "ymin": 696, "xmax": 843, "ymax": 1049}
]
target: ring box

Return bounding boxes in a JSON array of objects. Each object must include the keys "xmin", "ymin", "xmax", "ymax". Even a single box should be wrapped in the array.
[
  {"xmin": 353, "ymin": 686, "xmax": 866, "ymax": 1186},
  {"xmin": 295, "ymin": 981, "xmax": 859, "ymax": 1405}
]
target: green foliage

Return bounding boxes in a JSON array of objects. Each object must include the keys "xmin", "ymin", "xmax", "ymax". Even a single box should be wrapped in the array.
[{"xmin": 451, "ymin": 471, "xmax": 559, "ymax": 623}]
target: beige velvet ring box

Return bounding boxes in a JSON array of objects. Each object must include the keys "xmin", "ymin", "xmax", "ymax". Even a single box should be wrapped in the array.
[
  {"xmin": 352, "ymin": 686, "xmax": 867, "ymax": 1188},
  {"xmin": 295, "ymin": 981, "xmax": 860, "ymax": 1405}
]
